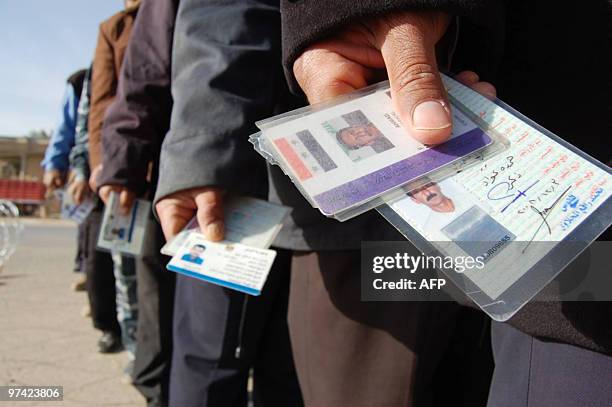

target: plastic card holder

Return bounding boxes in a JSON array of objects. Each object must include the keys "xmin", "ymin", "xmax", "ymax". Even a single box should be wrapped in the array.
[
  {"xmin": 250, "ymin": 74, "xmax": 509, "ymax": 221},
  {"xmin": 378, "ymin": 77, "xmax": 612, "ymax": 321}
]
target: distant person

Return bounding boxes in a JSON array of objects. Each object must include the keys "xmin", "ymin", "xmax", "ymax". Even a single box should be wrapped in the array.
[
  {"xmin": 70, "ymin": 67, "xmax": 123, "ymax": 356},
  {"xmin": 89, "ymin": 0, "xmax": 141, "ymax": 376},
  {"xmin": 41, "ymin": 69, "xmax": 87, "ymax": 291},
  {"xmin": 95, "ymin": 0, "xmax": 178, "ymax": 404},
  {"xmin": 181, "ymin": 244, "xmax": 205, "ymax": 265},
  {"xmin": 41, "ymin": 69, "xmax": 86, "ymax": 192}
]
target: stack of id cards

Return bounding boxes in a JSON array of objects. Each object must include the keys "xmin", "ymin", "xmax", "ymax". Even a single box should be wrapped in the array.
[
  {"xmin": 378, "ymin": 75, "xmax": 612, "ymax": 321},
  {"xmin": 165, "ymin": 197, "xmax": 290, "ymax": 296},
  {"xmin": 251, "ymin": 75, "xmax": 508, "ymax": 220},
  {"xmin": 97, "ymin": 192, "xmax": 150, "ymax": 255}
]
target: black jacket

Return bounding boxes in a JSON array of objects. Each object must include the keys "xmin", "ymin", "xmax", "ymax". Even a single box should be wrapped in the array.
[
  {"xmin": 98, "ymin": 0, "xmax": 179, "ymax": 197},
  {"xmin": 280, "ymin": 0, "xmax": 612, "ymax": 355}
]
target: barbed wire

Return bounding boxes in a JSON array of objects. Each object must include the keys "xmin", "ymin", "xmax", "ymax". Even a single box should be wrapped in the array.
[{"xmin": 0, "ymin": 200, "xmax": 23, "ymax": 269}]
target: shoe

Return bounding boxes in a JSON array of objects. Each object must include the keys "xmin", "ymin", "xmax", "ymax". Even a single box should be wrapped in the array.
[
  {"xmin": 71, "ymin": 275, "xmax": 87, "ymax": 292},
  {"xmin": 97, "ymin": 331, "xmax": 123, "ymax": 354}
]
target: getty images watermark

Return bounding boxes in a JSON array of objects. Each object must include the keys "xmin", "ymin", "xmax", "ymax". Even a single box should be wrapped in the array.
[
  {"xmin": 361, "ymin": 241, "xmax": 612, "ymax": 302},
  {"xmin": 371, "ymin": 251, "xmax": 484, "ymax": 291}
]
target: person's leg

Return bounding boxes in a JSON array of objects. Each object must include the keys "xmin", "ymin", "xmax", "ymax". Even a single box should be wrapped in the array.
[
  {"xmin": 288, "ymin": 250, "xmax": 459, "ymax": 407},
  {"xmin": 71, "ymin": 220, "xmax": 87, "ymax": 291},
  {"xmin": 74, "ymin": 220, "xmax": 85, "ymax": 272},
  {"xmin": 169, "ymin": 249, "xmax": 301, "ymax": 407},
  {"xmin": 487, "ymin": 322, "xmax": 612, "ymax": 407},
  {"xmin": 132, "ymin": 219, "xmax": 175, "ymax": 407},
  {"xmin": 111, "ymin": 250, "xmax": 138, "ymax": 359},
  {"xmin": 169, "ymin": 275, "xmax": 250, "ymax": 407},
  {"xmin": 83, "ymin": 206, "xmax": 122, "ymax": 349},
  {"xmin": 246, "ymin": 249, "xmax": 303, "ymax": 407}
]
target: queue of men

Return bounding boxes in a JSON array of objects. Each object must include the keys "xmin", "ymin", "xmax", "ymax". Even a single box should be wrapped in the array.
[{"xmin": 41, "ymin": 0, "xmax": 611, "ymax": 406}]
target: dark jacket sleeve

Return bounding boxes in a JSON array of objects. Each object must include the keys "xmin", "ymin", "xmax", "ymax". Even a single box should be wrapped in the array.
[
  {"xmin": 154, "ymin": 0, "xmax": 284, "ymax": 205},
  {"xmin": 98, "ymin": 0, "xmax": 178, "ymax": 197},
  {"xmin": 280, "ymin": 0, "xmax": 504, "ymax": 93}
]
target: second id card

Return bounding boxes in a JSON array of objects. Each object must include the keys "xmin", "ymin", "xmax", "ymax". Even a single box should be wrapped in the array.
[
  {"xmin": 381, "ymin": 75, "xmax": 611, "ymax": 319},
  {"xmin": 97, "ymin": 192, "xmax": 150, "ymax": 255},
  {"xmin": 167, "ymin": 233, "xmax": 277, "ymax": 296}
]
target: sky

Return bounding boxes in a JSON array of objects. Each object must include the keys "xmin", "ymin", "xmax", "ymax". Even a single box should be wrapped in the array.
[{"xmin": 0, "ymin": 1, "xmax": 123, "ymax": 136}]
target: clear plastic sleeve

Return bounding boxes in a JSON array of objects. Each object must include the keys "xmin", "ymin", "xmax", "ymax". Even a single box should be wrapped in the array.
[
  {"xmin": 250, "ymin": 74, "xmax": 509, "ymax": 221},
  {"xmin": 377, "ymin": 82, "xmax": 612, "ymax": 321}
]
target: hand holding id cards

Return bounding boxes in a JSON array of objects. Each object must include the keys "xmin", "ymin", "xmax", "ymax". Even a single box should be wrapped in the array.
[
  {"xmin": 165, "ymin": 197, "xmax": 290, "ymax": 295},
  {"xmin": 97, "ymin": 192, "xmax": 150, "ymax": 255},
  {"xmin": 251, "ymin": 74, "xmax": 508, "ymax": 220},
  {"xmin": 161, "ymin": 196, "xmax": 290, "ymax": 256},
  {"xmin": 378, "ymin": 75, "xmax": 612, "ymax": 321}
]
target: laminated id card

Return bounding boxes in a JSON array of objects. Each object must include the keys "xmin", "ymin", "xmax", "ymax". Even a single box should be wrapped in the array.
[
  {"xmin": 378, "ymin": 75, "xmax": 612, "ymax": 321},
  {"xmin": 251, "ymin": 73, "xmax": 508, "ymax": 220},
  {"xmin": 167, "ymin": 233, "xmax": 277, "ymax": 296},
  {"xmin": 97, "ymin": 192, "xmax": 150, "ymax": 256},
  {"xmin": 57, "ymin": 189, "xmax": 95, "ymax": 224}
]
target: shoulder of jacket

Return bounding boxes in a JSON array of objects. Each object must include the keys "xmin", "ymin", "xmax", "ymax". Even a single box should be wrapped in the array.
[{"xmin": 100, "ymin": 10, "xmax": 132, "ymax": 38}]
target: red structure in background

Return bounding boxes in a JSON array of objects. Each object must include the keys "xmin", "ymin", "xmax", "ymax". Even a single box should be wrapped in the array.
[{"xmin": 0, "ymin": 179, "xmax": 46, "ymax": 204}]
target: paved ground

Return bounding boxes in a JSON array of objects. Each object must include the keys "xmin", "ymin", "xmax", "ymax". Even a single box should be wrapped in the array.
[{"xmin": 0, "ymin": 218, "xmax": 143, "ymax": 406}]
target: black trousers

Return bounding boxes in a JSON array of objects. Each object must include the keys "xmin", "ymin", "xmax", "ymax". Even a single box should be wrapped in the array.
[
  {"xmin": 132, "ymin": 219, "xmax": 175, "ymax": 407},
  {"xmin": 74, "ymin": 220, "xmax": 86, "ymax": 273},
  {"xmin": 169, "ymin": 249, "xmax": 303, "ymax": 407},
  {"xmin": 83, "ymin": 205, "xmax": 120, "ymax": 334}
]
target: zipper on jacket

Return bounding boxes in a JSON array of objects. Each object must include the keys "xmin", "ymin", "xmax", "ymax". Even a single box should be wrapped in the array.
[{"xmin": 234, "ymin": 294, "xmax": 249, "ymax": 359}]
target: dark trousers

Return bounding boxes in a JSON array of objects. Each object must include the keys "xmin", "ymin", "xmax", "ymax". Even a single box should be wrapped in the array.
[
  {"xmin": 487, "ymin": 322, "xmax": 612, "ymax": 407},
  {"xmin": 170, "ymin": 249, "xmax": 303, "ymax": 407},
  {"xmin": 133, "ymin": 219, "xmax": 175, "ymax": 407},
  {"xmin": 288, "ymin": 250, "xmax": 488, "ymax": 407},
  {"xmin": 83, "ymin": 205, "xmax": 120, "ymax": 334},
  {"xmin": 74, "ymin": 220, "xmax": 86, "ymax": 272}
]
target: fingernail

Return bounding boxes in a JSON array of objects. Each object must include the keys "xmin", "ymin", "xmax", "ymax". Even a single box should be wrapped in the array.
[
  {"xmin": 206, "ymin": 221, "xmax": 224, "ymax": 241},
  {"xmin": 412, "ymin": 100, "xmax": 451, "ymax": 130}
]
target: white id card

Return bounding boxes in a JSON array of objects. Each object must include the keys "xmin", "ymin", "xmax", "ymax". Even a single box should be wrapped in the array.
[
  {"xmin": 167, "ymin": 233, "xmax": 277, "ymax": 296},
  {"xmin": 97, "ymin": 192, "xmax": 150, "ymax": 256},
  {"xmin": 160, "ymin": 196, "xmax": 290, "ymax": 256},
  {"xmin": 58, "ymin": 189, "xmax": 95, "ymax": 224}
]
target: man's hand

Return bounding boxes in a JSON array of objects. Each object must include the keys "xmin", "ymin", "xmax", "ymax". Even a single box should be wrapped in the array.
[
  {"xmin": 89, "ymin": 164, "xmax": 103, "ymax": 192},
  {"xmin": 295, "ymin": 11, "xmax": 456, "ymax": 145},
  {"xmin": 99, "ymin": 185, "xmax": 135, "ymax": 215},
  {"xmin": 68, "ymin": 179, "xmax": 90, "ymax": 205},
  {"xmin": 155, "ymin": 187, "xmax": 224, "ymax": 242},
  {"xmin": 42, "ymin": 170, "xmax": 66, "ymax": 191}
]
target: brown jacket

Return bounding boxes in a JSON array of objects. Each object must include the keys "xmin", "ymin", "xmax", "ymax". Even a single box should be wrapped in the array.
[{"xmin": 88, "ymin": 8, "xmax": 137, "ymax": 170}]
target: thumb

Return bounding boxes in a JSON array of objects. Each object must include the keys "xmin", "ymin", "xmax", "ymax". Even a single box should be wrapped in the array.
[
  {"xmin": 118, "ymin": 189, "xmax": 135, "ymax": 215},
  {"xmin": 194, "ymin": 189, "xmax": 224, "ymax": 242},
  {"xmin": 377, "ymin": 12, "xmax": 451, "ymax": 145}
]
